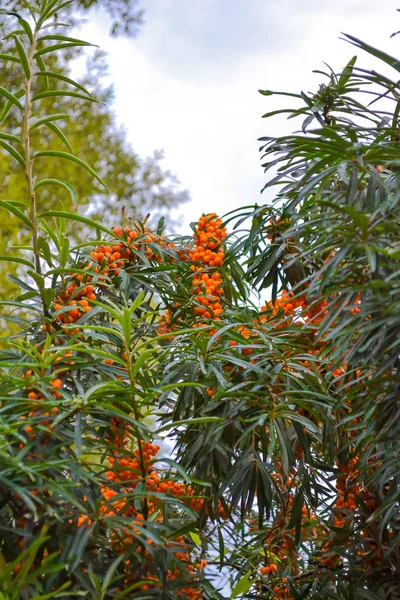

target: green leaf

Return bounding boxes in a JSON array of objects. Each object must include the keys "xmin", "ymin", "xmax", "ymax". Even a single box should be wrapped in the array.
[
  {"xmin": 35, "ymin": 55, "xmax": 48, "ymax": 88},
  {"xmin": 0, "ymin": 53, "xmax": 21, "ymax": 63},
  {"xmin": 0, "ymin": 140, "xmax": 25, "ymax": 167},
  {"xmin": 43, "ymin": 287, "xmax": 56, "ymax": 308},
  {"xmin": 74, "ymin": 412, "xmax": 82, "ymax": 459},
  {"xmin": 36, "ymin": 179, "xmax": 78, "ymax": 206},
  {"xmin": 7, "ymin": 274, "xmax": 37, "ymax": 293},
  {"xmin": 343, "ymin": 33, "xmax": 400, "ymax": 72},
  {"xmin": 0, "ymin": 199, "xmax": 31, "ymax": 227},
  {"xmin": 156, "ymin": 417, "xmax": 222, "ymax": 433},
  {"xmin": 34, "ymin": 151, "xmax": 108, "ymax": 189},
  {"xmin": 0, "ymin": 86, "xmax": 23, "ymax": 111},
  {"xmin": 129, "ymin": 291, "xmax": 145, "ymax": 314},
  {"xmin": 189, "ymin": 531, "xmax": 201, "ymax": 546},
  {"xmin": 38, "ymin": 0, "xmax": 76, "ymax": 25},
  {"xmin": 34, "ymin": 41, "xmax": 95, "ymax": 58},
  {"xmin": 343, "ymin": 205, "xmax": 369, "ymax": 236},
  {"xmin": 60, "ymin": 234, "xmax": 70, "ymax": 268},
  {"xmin": 0, "ymin": 88, "xmax": 24, "ymax": 124},
  {"xmin": 0, "ymin": 9, "xmax": 33, "ymax": 42},
  {"xmin": 101, "ymin": 555, "xmax": 125, "ymax": 594},
  {"xmin": 0, "ymin": 132, "xmax": 22, "ymax": 145},
  {"xmin": 338, "ymin": 55, "xmax": 357, "ymax": 87},
  {"xmin": 45, "ymin": 121, "xmax": 72, "ymax": 152},
  {"xmin": 30, "ymin": 113, "xmax": 70, "ymax": 131},
  {"xmin": 12, "ymin": 35, "xmax": 30, "ymax": 79},
  {"xmin": 34, "ymin": 70, "xmax": 93, "ymax": 96},
  {"xmin": 38, "ymin": 236, "xmax": 54, "ymax": 266},
  {"xmin": 130, "ymin": 348, "xmax": 155, "ymax": 378},
  {"xmin": 30, "ymin": 581, "xmax": 72, "ymax": 600},
  {"xmin": 0, "ymin": 255, "xmax": 32, "ymax": 268},
  {"xmin": 39, "ymin": 210, "xmax": 113, "ymax": 236},
  {"xmin": 231, "ymin": 570, "xmax": 252, "ymax": 598},
  {"xmin": 38, "ymin": 34, "xmax": 96, "ymax": 45},
  {"xmin": 32, "ymin": 89, "xmax": 96, "ymax": 103}
]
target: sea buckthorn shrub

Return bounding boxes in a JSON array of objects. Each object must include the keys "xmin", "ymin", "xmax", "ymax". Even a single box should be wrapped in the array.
[
  {"xmin": 221, "ymin": 31, "xmax": 400, "ymax": 600},
  {"xmin": 1, "ymin": 3, "xmax": 399, "ymax": 600},
  {"xmin": 0, "ymin": 5, "xmax": 219, "ymax": 598}
]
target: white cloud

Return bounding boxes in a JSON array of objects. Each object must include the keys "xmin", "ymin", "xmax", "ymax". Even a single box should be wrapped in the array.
[{"xmin": 77, "ymin": 0, "xmax": 399, "ymax": 229}]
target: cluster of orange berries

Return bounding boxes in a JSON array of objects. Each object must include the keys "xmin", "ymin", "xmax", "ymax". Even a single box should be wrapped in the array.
[
  {"xmin": 259, "ymin": 563, "xmax": 278, "ymax": 576},
  {"xmin": 266, "ymin": 217, "xmax": 291, "ymax": 242},
  {"xmin": 260, "ymin": 290, "xmax": 328, "ymax": 325},
  {"xmin": 256, "ymin": 469, "xmax": 325, "ymax": 599},
  {"xmin": 47, "ymin": 222, "xmax": 173, "ymax": 335},
  {"xmin": 53, "ymin": 280, "xmax": 96, "ymax": 327},
  {"xmin": 190, "ymin": 214, "xmax": 227, "ymax": 320},
  {"xmin": 190, "ymin": 214, "xmax": 227, "ymax": 264},
  {"xmin": 192, "ymin": 272, "xmax": 224, "ymax": 318},
  {"xmin": 317, "ymin": 456, "xmax": 361, "ymax": 570},
  {"xmin": 157, "ymin": 213, "xmax": 227, "ymax": 337},
  {"xmin": 334, "ymin": 456, "xmax": 360, "ymax": 528},
  {"xmin": 75, "ymin": 428, "xmax": 208, "ymax": 597},
  {"xmin": 20, "ymin": 349, "xmax": 76, "ymax": 442}
]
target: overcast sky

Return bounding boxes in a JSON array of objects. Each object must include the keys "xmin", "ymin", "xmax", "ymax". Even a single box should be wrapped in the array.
[{"xmin": 78, "ymin": 0, "xmax": 399, "ymax": 231}]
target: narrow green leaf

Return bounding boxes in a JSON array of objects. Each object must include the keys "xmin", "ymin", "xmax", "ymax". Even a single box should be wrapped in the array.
[
  {"xmin": 12, "ymin": 35, "xmax": 30, "ymax": 79},
  {"xmin": 338, "ymin": 55, "xmax": 357, "ymax": 87},
  {"xmin": 130, "ymin": 348, "xmax": 155, "ymax": 379},
  {"xmin": 30, "ymin": 581, "xmax": 72, "ymax": 600},
  {"xmin": 0, "ymin": 88, "xmax": 25, "ymax": 124},
  {"xmin": 43, "ymin": 287, "xmax": 55, "ymax": 307},
  {"xmin": 38, "ymin": 34, "xmax": 96, "ymax": 44},
  {"xmin": 0, "ymin": 255, "xmax": 32, "ymax": 268},
  {"xmin": 231, "ymin": 571, "xmax": 252, "ymax": 598},
  {"xmin": 17, "ymin": 18, "xmax": 33, "ymax": 43},
  {"xmin": 0, "ymin": 86, "xmax": 23, "ymax": 111},
  {"xmin": 30, "ymin": 113, "xmax": 70, "ymax": 131},
  {"xmin": 39, "ymin": 211, "xmax": 113, "ymax": 236},
  {"xmin": 156, "ymin": 417, "xmax": 222, "ymax": 433},
  {"xmin": 0, "ymin": 53, "xmax": 21, "ymax": 63},
  {"xmin": 38, "ymin": 0, "xmax": 75, "ymax": 25},
  {"xmin": 39, "ymin": 218, "xmax": 60, "ymax": 251},
  {"xmin": 74, "ymin": 413, "xmax": 82, "ymax": 458},
  {"xmin": 45, "ymin": 122, "xmax": 72, "ymax": 152},
  {"xmin": 38, "ymin": 236, "xmax": 53, "ymax": 266},
  {"xmin": 101, "ymin": 555, "xmax": 125, "ymax": 594},
  {"xmin": 0, "ymin": 9, "xmax": 33, "ymax": 42},
  {"xmin": 0, "ymin": 132, "xmax": 22, "ymax": 145},
  {"xmin": 35, "ymin": 54, "xmax": 48, "ymax": 88},
  {"xmin": 60, "ymin": 235, "xmax": 70, "ymax": 268},
  {"xmin": 343, "ymin": 33, "xmax": 400, "ymax": 72},
  {"xmin": 0, "ymin": 140, "xmax": 26, "ymax": 167},
  {"xmin": 34, "ymin": 41, "xmax": 94, "ymax": 58},
  {"xmin": 35, "ymin": 179, "xmax": 78, "ymax": 206},
  {"xmin": 129, "ymin": 291, "xmax": 145, "ymax": 314},
  {"xmin": 34, "ymin": 70, "xmax": 92, "ymax": 96},
  {"xmin": 189, "ymin": 531, "xmax": 201, "ymax": 546},
  {"xmin": 32, "ymin": 89, "xmax": 96, "ymax": 103},
  {"xmin": 34, "ymin": 151, "xmax": 108, "ymax": 189}
]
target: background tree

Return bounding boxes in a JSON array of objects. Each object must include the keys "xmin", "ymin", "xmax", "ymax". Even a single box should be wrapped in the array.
[
  {"xmin": 0, "ymin": 0, "xmax": 189, "ymax": 300},
  {"xmin": 3, "ymin": 0, "xmax": 145, "ymax": 37}
]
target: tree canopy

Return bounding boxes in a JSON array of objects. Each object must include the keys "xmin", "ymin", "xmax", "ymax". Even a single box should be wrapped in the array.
[{"xmin": 0, "ymin": 0, "xmax": 189, "ymax": 299}]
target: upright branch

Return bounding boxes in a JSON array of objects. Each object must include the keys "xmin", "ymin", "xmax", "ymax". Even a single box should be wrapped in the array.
[{"xmin": 22, "ymin": 27, "xmax": 40, "ymax": 274}]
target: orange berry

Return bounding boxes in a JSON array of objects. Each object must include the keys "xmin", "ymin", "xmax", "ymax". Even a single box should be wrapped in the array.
[{"xmin": 269, "ymin": 563, "xmax": 278, "ymax": 573}]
